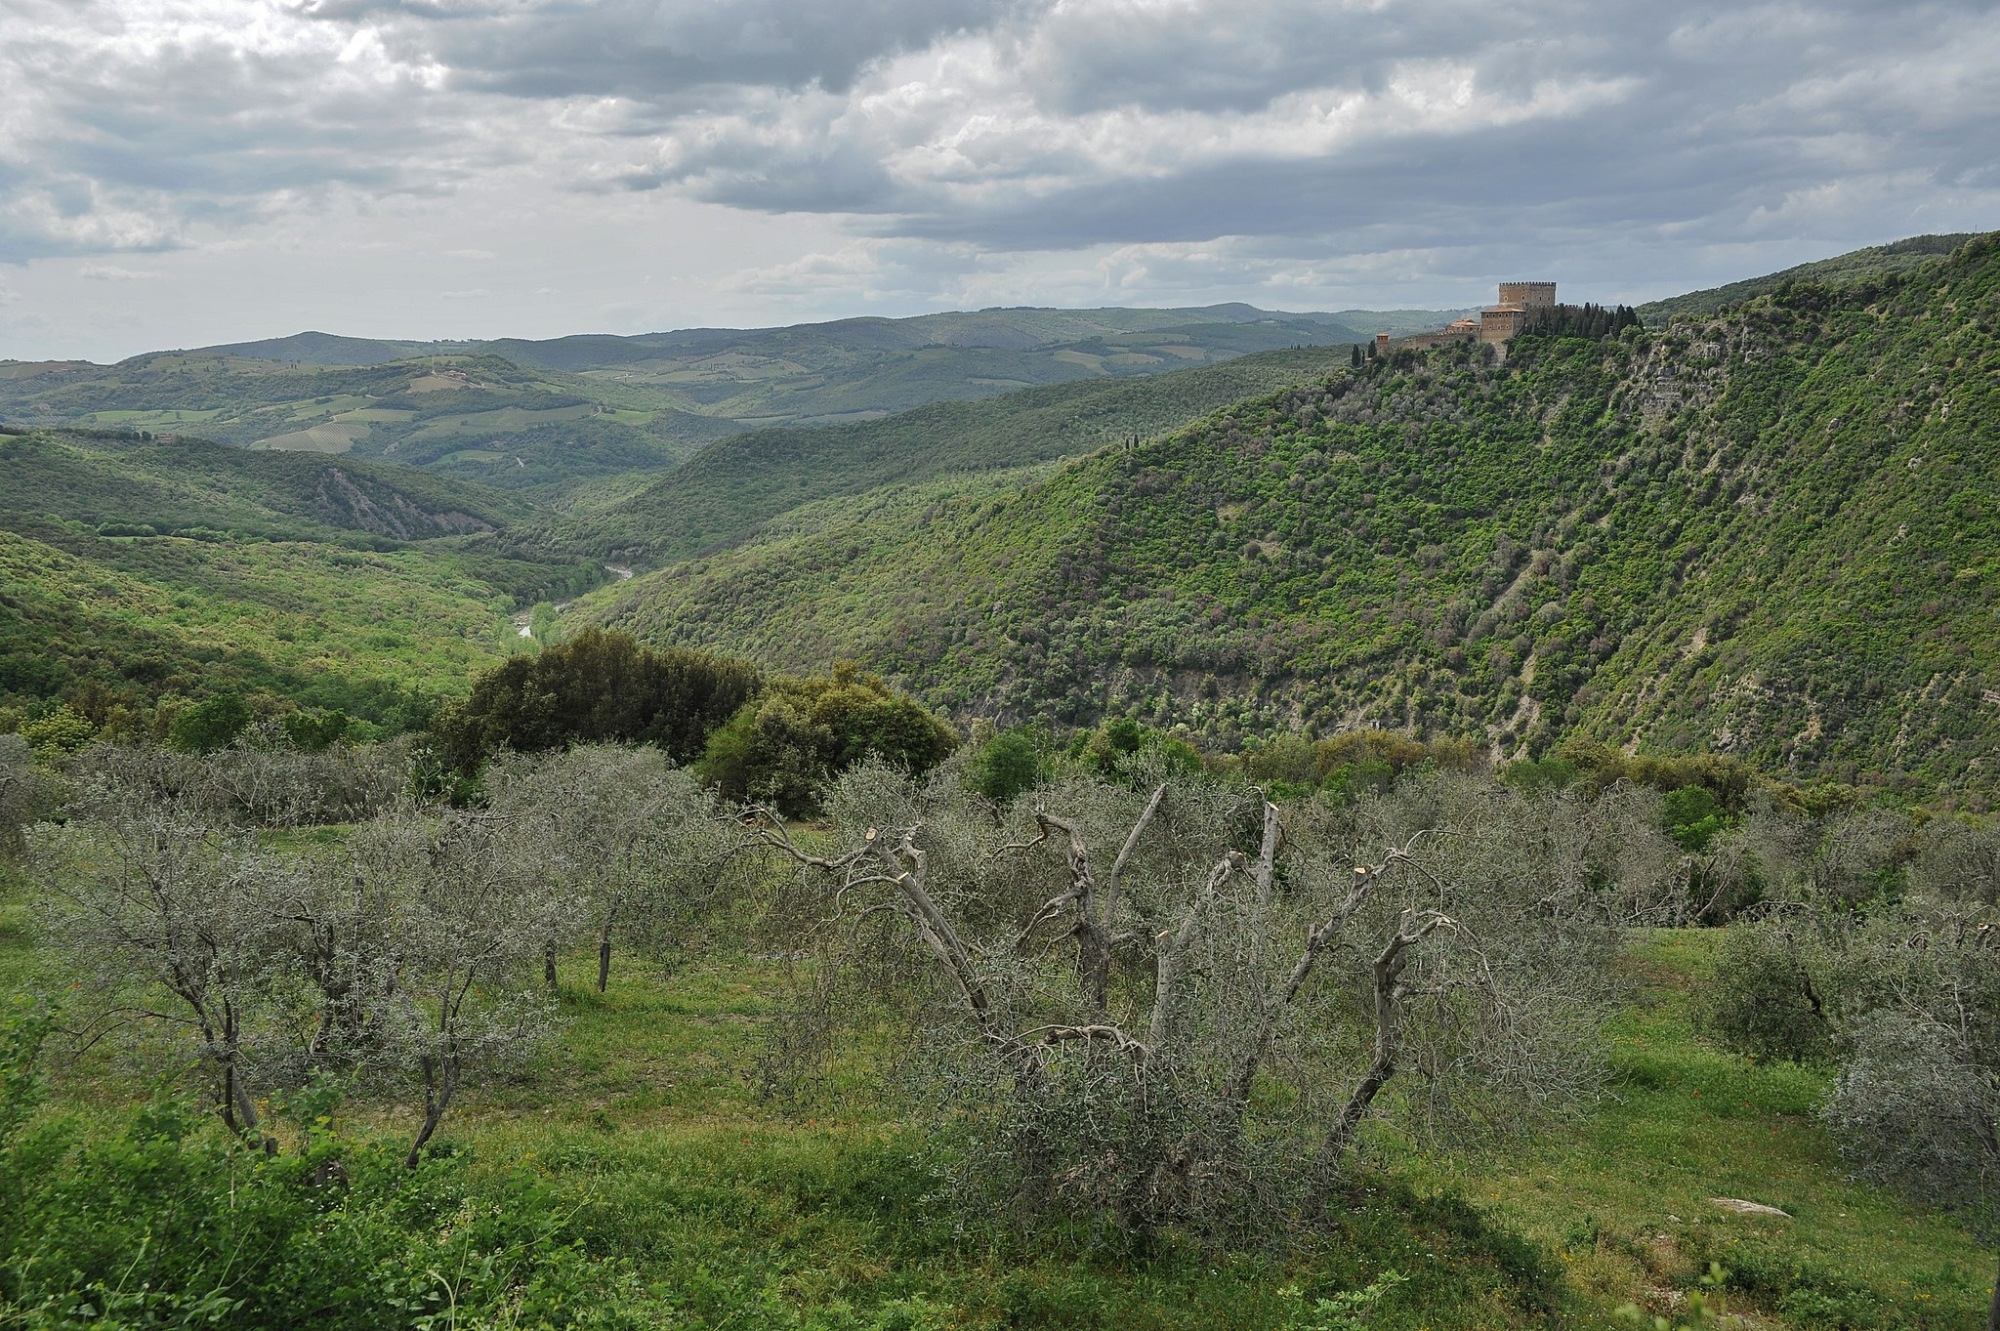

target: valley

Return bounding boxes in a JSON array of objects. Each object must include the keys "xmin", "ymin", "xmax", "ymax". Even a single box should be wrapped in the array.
[
  {"xmin": 3, "ymin": 232, "xmax": 1995, "ymax": 799},
  {"xmin": 1, "ymin": 232, "xmax": 1997, "ymax": 1331},
  {"xmin": 585, "ymin": 233, "xmax": 2000, "ymax": 800}
]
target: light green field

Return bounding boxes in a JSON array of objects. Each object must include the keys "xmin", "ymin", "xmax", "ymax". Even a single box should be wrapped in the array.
[
  {"xmin": 82, "ymin": 408, "xmax": 224, "ymax": 426},
  {"xmin": 0, "ymin": 527, "xmax": 518, "ymax": 700},
  {"xmin": 251, "ymin": 421, "xmax": 369, "ymax": 452}
]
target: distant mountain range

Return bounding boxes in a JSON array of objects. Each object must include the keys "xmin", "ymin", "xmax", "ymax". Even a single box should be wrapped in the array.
[
  {"xmin": 0, "ymin": 305, "xmax": 1440, "ymax": 491},
  {"xmin": 194, "ymin": 304, "xmax": 1442, "ymax": 370}
]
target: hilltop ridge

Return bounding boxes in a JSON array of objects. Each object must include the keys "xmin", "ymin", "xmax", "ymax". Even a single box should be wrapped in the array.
[{"xmin": 590, "ymin": 231, "xmax": 2000, "ymax": 798}]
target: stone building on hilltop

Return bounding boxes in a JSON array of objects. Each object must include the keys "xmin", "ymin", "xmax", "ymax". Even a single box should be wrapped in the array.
[
  {"xmin": 1478, "ymin": 282, "xmax": 1557, "ymax": 344},
  {"xmin": 1376, "ymin": 281, "xmax": 1557, "ymax": 355}
]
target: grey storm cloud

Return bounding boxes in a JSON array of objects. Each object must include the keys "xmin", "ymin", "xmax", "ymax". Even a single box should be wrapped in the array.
[
  {"xmin": 1, "ymin": 0, "xmax": 1997, "ymax": 271},
  {"xmin": 303, "ymin": 0, "xmax": 1020, "ymax": 99},
  {"xmin": 642, "ymin": 0, "xmax": 2000, "ymax": 253}
]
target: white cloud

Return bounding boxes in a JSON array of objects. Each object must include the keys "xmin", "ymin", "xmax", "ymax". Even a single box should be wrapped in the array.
[{"xmin": 0, "ymin": 0, "xmax": 1995, "ymax": 358}]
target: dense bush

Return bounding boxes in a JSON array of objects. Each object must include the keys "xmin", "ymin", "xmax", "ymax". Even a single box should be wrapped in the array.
[
  {"xmin": 18, "ymin": 704, "xmax": 95, "ymax": 757},
  {"xmin": 0, "ymin": 1007, "xmax": 657, "ymax": 1330},
  {"xmin": 1555, "ymin": 740, "xmax": 1762, "ymax": 814},
  {"xmin": 698, "ymin": 664, "xmax": 957, "ymax": 816},
  {"xmin": 1702, "ymin": 922, "xmax": 1836, "ymax": 1064},
  {"xmin": 435, "ymin": 627, "xmax": 759, "ymax": 771},
  {"xmin": 167, "ymin": 694, "xmax": 252, "ymax": 754},
  {"xmin": 1067, "ymin": 715, "xmax": 1200, "ymax": 783},
  {"xmin": 282, "ymin": 708, "xmax": 351, "ymax": 753},
  {"xmin": 966, "ymin": 725, "xmax": 1050, "ymax": 803},
  {"xmin": 1237, "ymin": 729, "xmax": 1482, "ymax": 802}
]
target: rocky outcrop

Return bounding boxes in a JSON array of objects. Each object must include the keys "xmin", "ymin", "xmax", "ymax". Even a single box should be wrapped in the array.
[{"xmin": 311, "ymin": 467, "xmax": 495, "ymax": 540}]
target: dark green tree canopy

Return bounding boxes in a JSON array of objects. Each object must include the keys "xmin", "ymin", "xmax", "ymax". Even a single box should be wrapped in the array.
[
  {"xmin": 698, "ymin": 662, "xmax": 958, "ymax": 815},
  {"xmin": 437, "ymin": 627, "xmax": 759, "ymax": 769},
  {"xmin": 167, "ymin": 695, "xmax": 252, "ymax": 755}
]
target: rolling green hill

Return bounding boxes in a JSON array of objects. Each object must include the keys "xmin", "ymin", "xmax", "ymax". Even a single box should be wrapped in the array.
[
  {"xmin": 0, "ymin": 428, "xmax": 603, "ymax": 731},
  {"xmin": 1, "ymin": 306, "xmax": 1389, "ymax": 496},
  {"xmin": 591, "ymin": 232, "xmax": 2000, "ymax": 799},
  {"xmin": 0, "ymin": 427, "xmax": 524, "ymax": 539},
  {"xmin": 0, "ymin": 353, "xmax": 738, "ymax": 493},
  {"xmin": 1634, "ymin": 233, "xmax": 1979, "ymax": 324},
  {"xmin": 556, "ymin": 345, "xmax": 1370, "ymax": 563}
]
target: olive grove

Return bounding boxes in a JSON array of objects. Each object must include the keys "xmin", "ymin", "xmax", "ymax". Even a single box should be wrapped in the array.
[
  {"xmin": 1695, "ymin": 803, "xmax": 2000, "ymax": 1330},
  {"xmin": 756, "ymin": 759, "xmax": 1674, "ymax": 1240},
  {"xmin": 29, "ymin": 742, "xmax": 732, "ymax": 1166}
]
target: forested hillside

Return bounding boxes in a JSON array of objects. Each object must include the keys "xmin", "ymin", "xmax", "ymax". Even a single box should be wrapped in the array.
[
  {"xmin": 0, "ymin": 306, "xmax": 1379, "ymax": 493},
  {"xmin": 0, "ymin": 429, "xmax": 598, "ymax": 735},
  {"xmin": 1635, "ymin": 232, "xmax": 1978, "ymax": 323},
  {"xmin": 561, "ymin": 345, "xmax": 1364, "ymax": 563},
  {"xmin": 595, "ymin": 233, "xmax": 2000, "ymax": 799}
]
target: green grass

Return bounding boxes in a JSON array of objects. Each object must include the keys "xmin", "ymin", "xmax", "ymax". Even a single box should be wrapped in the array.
[
  {"xmin": 454, "ymin": 933, "xmax": 1997, "ymax": 1329},
  {"xmin": 2, "ymin": 838, "xmax": 1989, "ymax": 1330},
  {"xmin": 1406, "ymin": 930, "xmax": 1990, "ymax": 1327}
]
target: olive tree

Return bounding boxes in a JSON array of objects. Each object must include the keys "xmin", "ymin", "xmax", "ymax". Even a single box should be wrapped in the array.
[
  {"xmin": 1910, "ymin": 818, "xmax": 2000, "ymax": 905},
  {"xmin": 55, "ymin": 741, "xmax": 404, "ymax": 832},
  {"xmin": 32, "ymin": 771, "xmax": 295, "ymax": 1141},
  {"xmin": 0, "ymin": 733, "xmax": 56, "ymax": 859},
  {"xmin": 268, "ymin": 835, "xmax": 405, "ymax": 1072},
  {"xmin": 487, "ymin": 745, "xmax": 746, "ymax": 993},
  {"xmin": 1740, "ymin": 804, "xmax": 1910, "ymax": 907},
  {"xmin": 757, "ymin": 759, "xmax": 1627, "ymax": 1240},
  {"xmin": 259, "ymin": 807, "xmax": 562, "ymax": 1166},
  {"xmin": 340, "ymin": 810, "xmax": 558, "ymax": 1167},
  {"xmin": 198, "ymin": 740, "xmax": 408, "ymax": 828},
  {"xmin": 1820, "ymin": 906, "xmax": 2000, "ymax": 1329}
]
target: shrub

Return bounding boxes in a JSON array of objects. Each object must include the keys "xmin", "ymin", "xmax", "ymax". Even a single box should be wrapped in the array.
[
  {"xmin": 1500, "ymin": 756, "xmax": 1578, "ymax": 793},
  {"xmin": 968, "ymin": 726, "xmax": 1048, "ymax": 803},
  {"xmin": 1558, "ymin": 740, "xmax": 1762, "ymax": 812},
  {"xmin": 436, "ymin": 627, "xmax": 759, "ymax": 771},
  {"xmin": 1068, "ymin": 716, "xmax": 1200, "ymax": 784},
  {"xmin": 0, "ymin": 1007, "xmax": 657, "ymax": 1329},
  {"xmin": 19, "ymin": 704, "xmax": 95, "ymax": 757},
  {"xmin": 699, "ymin": 664, "xmax": 957, "ymax": 815},
  {"xmin": 1316, "ymin": 730, "xmax": 1480, "ymax": 784},
  {"xmin": 282, "ymin": 708, "xmax": 351, "ymax": 753},
  {"xmin": 1663, "ymin": 785, "xmax": 1730, "ymax": 852},
  {"xmin": 168, "ymin": 694, "xmax": 253, "ymax": 754}
]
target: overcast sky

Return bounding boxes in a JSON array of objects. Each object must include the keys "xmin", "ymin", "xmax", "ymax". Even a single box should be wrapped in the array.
[{"xmin": 2, "ymin": 0, "xmax": 1996, "ymax": 361}]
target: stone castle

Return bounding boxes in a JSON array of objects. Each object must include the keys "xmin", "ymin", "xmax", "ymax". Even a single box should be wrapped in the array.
[{"xmin": 1374, "ymin": 281, "xmax": 1557, "ymax": 356}]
